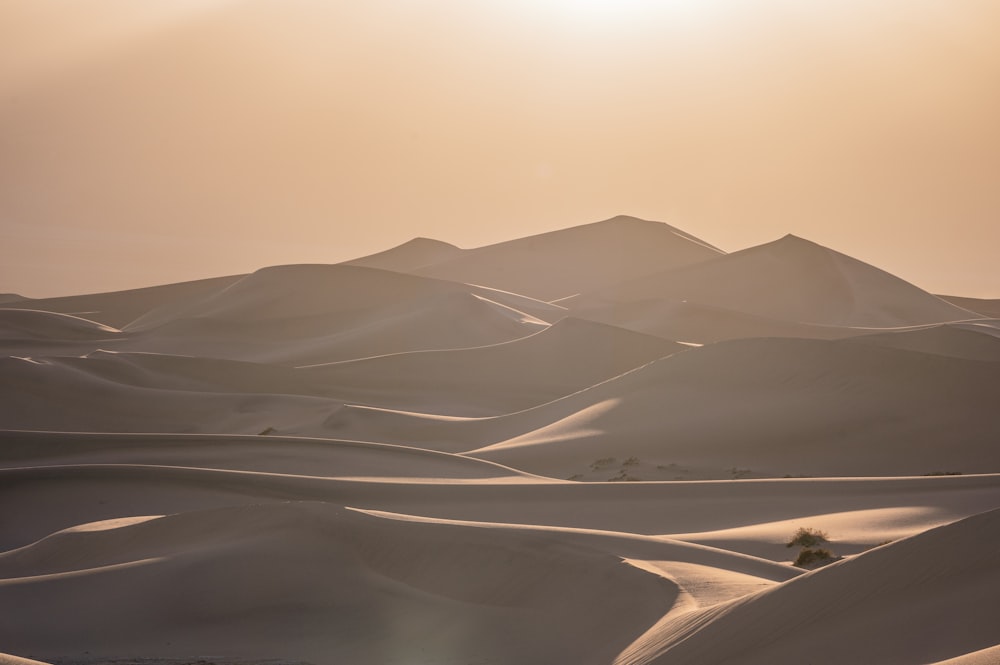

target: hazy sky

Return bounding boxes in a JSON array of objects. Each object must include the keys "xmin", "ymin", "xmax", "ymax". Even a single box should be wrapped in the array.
[{"xmin": 2, "ymin": 0, "xmax": 999, "ymax": 298}]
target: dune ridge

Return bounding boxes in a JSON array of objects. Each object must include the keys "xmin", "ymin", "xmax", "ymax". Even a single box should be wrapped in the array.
[
  {"xmin": 574, "ymin": 234, "xmax": 981, "ymax": 327},
  {"xmin": 2, "ymin": 216, "xmax": 998, "ymax": 664}
]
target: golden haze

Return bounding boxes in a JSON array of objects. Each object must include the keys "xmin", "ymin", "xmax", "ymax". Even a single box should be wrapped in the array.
[{"xmin": 1, "ymin": 0, "xmax": 998, "ymax": 297}]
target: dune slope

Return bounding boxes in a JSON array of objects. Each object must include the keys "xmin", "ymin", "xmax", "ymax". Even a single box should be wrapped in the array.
[
  {"xmin": 0, "ymin": 502, "xmax": 674, "ymax": 665},
  {"xmin": 626, "ymin": 507, "xmax": 1000, "ymax": 665},
  {"xmin": 577, "ymin": 234, "xmax": 980, "ymax": 327},
  {"xmin": 416, "ymin": 215, "xmax": 724, "ymax": 301}
]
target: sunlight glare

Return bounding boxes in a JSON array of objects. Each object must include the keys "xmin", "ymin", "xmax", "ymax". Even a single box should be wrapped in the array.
[{"xmin": 553, "ymin": 0, "xmax": 706, "ymax": 19}]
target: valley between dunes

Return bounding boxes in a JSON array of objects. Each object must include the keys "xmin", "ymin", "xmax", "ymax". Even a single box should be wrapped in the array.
[{"xmin": 2, "ymin": 216, "xmax": 999, "ymax": 664}]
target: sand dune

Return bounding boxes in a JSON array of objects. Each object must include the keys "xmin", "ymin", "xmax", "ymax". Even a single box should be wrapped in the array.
[
  {"xmin": 847, "ymin": 323, "xmax": 1000, "ymax": 361},
  {"xmin": 939, "ymin": 295, "xmax": 1000, "ymax": 318},
  {"xmin": 416, "ymin": 215, "xmax": 724, "ymax": 301},
  {"xmin": 344, "ymin": 236, "xmax": 464, "ymax": 272},
  {"xmin": 576, "ymin": 234, "xmax": 981, "ymax": 327},
  {"xmin": 10, "ymin": 275, "xmax": 242, "ymax": 329},
  {"xmin": 120, "ymin": 265, "xmax": 547, "ymax": 365},
  {"xmin": 3, "ymin": 218, "xmax": 999, "ymax": 664},
  {"xmin": 301, "ymin": 318, "xmax": 683, "ymax": 415},
  {"xmin": 1, "ymin": 462, "xmax": 996, "ymax": 661},
  {"xmin": 0, "ymin": 309, "xmax": 119, "ymax": 340},
  {"xmin": 321, "ymin": 337, "xmax": 1000, "ymax": 479},
  {"xmin": 0, "ymin": 502, "xmax": 674, "ymax": 664},
  {"xmin": 0, "ymin": 355, "xmax": 341, "ymax": 435},
  {"xmin": 0, "ymin": 320, "xmax": 677, "ymax": 431},
  {"xmin": 623, "ymin": 507, "xmax": 1000, "ymax": 665},
  {"xmin": 5, "ymin": 434, "xmax": 995, "ymax": 551},
  {"xmin": 0, "ymin": 312, "xmax": 127, "ymax": 360},
  {"xmin": 0, "ymin": 431, "xmax": 532, "ymax": 482},
  {"xmin": 0, "ymin": 309, "xmax": 123, "ymax": 360},
  {"xmin": 562, "ymin": 295, "xmax": 868, "ymax": 343},
  {"xmin": 471, "ymin": 338, "xmax": 1000, "ymax": 479}
]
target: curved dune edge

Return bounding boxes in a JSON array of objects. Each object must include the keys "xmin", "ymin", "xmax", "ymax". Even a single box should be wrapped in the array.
[
  {"xmin": 0, "ymin": 502, "xmax": 677, "ymax": 664},
  {"xmin": 3, "ymin": 217, "xmax": 999, "ymax": 664},
  {"xmin": 616, "ymin": 507, "xmax": 1000, "ymax": 665}
]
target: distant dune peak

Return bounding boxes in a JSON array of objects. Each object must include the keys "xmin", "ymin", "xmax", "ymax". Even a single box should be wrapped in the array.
[
  {"xmin": 596, "ymin": 214, "xmax": 726, "ymax": 251},
  {"xmin": 574, "ymin": 231, "xmax": 983, "ymax": 328},
  {"xmin": 414, "ymin": 214, "xmax": 725, "ymax": 301},
  {"xmin": 345, "ymin": 236, "xmax": 464, "ymax": 273}
]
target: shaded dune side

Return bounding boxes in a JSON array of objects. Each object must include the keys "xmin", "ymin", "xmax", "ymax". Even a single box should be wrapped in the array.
[
  {"xmin": 563, "ymin": 296, "xmax": 869, "ymax": 344},
  {"xmin": 127, "ymin": 264, "xmax": 519, "ymax": 329},
  {"xmin": 578, "ymin": 234, "xmax": 981, "ymax": 327},
  {"xmin": 121, "ymin": 266, "xmax": 547, "ymax": 365},
  {"xmin": 0, "ymin": 355, "xmax": 342, "ymax": 435},
  {"xmin": 0, "ymin": 309, "xmax": 119, "ymax": 339},
  {"xmin": 0, "ymin": 430, "xmax": 533, "ymax": 480},
  {"xmin": 1, "ymin": 321, "xmax": 671, "ymax": 422},
  {"xmin": 125, "ymin": 291, "xmax": 546, "ymax": 365},
  {"xmin": 846, "ymin": 323, "xmax": 1000, "ymax": 361},
  {"xmin": 416, "ymin": 215, "xmax": 724, "ymax": 302},
  {"xmin": 324, "ymin": 338, "xmax": 1000, "ymax": 478},
  {"xmin": 301, "ymin": 318, "xmax": 684, "ymax": 415},
  {"xmin": 12, "ymin": 275, "xmax": 243, "ymax": 329},
  {"xmin": 2, "ymin": 321, "xmax": 681, "ymax": 430},
  {"xmin": 626, "ymin": 507, "xmax": 1000, "ymax": 665},
  {"xmin": 343, "ymin": 236, "xmax": 464, "ymax": 272},
  {"xmin": 0, "ymin": 309, "xmax": 124, "ymax": 358},
  {"xmin": 2, "ymin": 459, "xmax": 996, "ymax": 554},
  {"xmin": 939, "ymin": 295, "xmax": 1000, "ymax": 318},
  {"xmin": 0, "ymin": 502, "xmax": 675, "ymax": 665},
  {"xmin": 473, "ymin": 338, "xmax": 1000, "ymax": 478}
]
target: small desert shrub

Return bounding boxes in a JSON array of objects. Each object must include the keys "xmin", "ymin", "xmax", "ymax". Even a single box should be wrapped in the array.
[
  {"xmin": 923, "ymin": 471, "xmax": 962, "ymax": 476},
  {"xmin": 793, "ymin": 547, "xmax": 835, "ymax": 568},
  {"xmin": 590, "ymin": 457, "xmax": 616, "ymax": 470},
  {"xmin": 622, "ymin": 456, "xmax": 640, "ymax": 467},
  {"xmin": 786, "ymin": 527, "xmax": 837, "ymax": 568},
  {"xmin": 786, "ymin": 527, "xmax": 828, "ymax": 549}
]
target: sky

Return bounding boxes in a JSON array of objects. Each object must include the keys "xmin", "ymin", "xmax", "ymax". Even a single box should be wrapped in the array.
[{"xmin": 1, "ymin": 0, "xmax": 999, "ymax": 298}]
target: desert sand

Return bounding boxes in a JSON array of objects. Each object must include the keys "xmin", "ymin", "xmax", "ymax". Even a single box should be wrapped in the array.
[{"xmin": 1, "ymin": 216, "xmax": 998, "ymax": 664}]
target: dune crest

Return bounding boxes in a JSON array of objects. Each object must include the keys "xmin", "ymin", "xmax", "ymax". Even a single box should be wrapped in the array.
[{"xmin": 2, "ymin": 216, "xmax": 998, "ymax": 664}]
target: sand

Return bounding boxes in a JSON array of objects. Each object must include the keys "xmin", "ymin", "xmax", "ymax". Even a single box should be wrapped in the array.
[{"xmin": 1, "ymin": 216, "xmax": 997, "ymax": 664}]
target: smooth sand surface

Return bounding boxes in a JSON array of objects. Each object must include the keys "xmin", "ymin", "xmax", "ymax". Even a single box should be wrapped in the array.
[
  {"xmin": 299, "ymin": 317, "xmax": 684, "ymax": 415},
  {"xmin": 575, "ymin": 234, "xmax": 981, "ymax": 327},
  {"xmin": 416, "ymin": 215, "xmax": 724, "ymax": 301},
  {"xmin": 344, "ymin": 236, "xmax": 464, "ymax": 273},
  {"xmin": 2, "ymin": 218, "xmax": 998, "ymax": 664}
]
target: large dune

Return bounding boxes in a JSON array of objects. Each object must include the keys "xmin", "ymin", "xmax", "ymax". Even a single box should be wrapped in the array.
[
  {"xmin": 415, "ymin": 215, "xmax": 724, "ymax": 301},
  {"xmin": 300, "ymin": 317, "xmax": 684, "ymax": 415},
  {"xmin": 562, "ymin": 295, "xmax": 868, "ymax": 343},
  {"xmin": 344, "ymin": 236, "xmax": 464, "ymax": 272},
  {"xmin": 123, "ymin": 265, "xmax": 548, "ymax": 364},
  {"xmin": 13, "ymin": 275, "xmax": 243, "ymax": 329},
  {"xmin": 324, "ymin": 337, "xmax": 1000, "ymax": 479},
  {"xmin": 847, "ymin": 322, "xmax": 1000, "ymax": 361},
  {"xmin": 2, "ymin": 217, "xmax": 998, "ymax": 664},
  {"xmin": 574, "ymin": 234, "xmax": 981, "ymax": 327},
  {"xmin": 623, "ymin": 507, "xmax": 1000, "ymax": 665}
]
